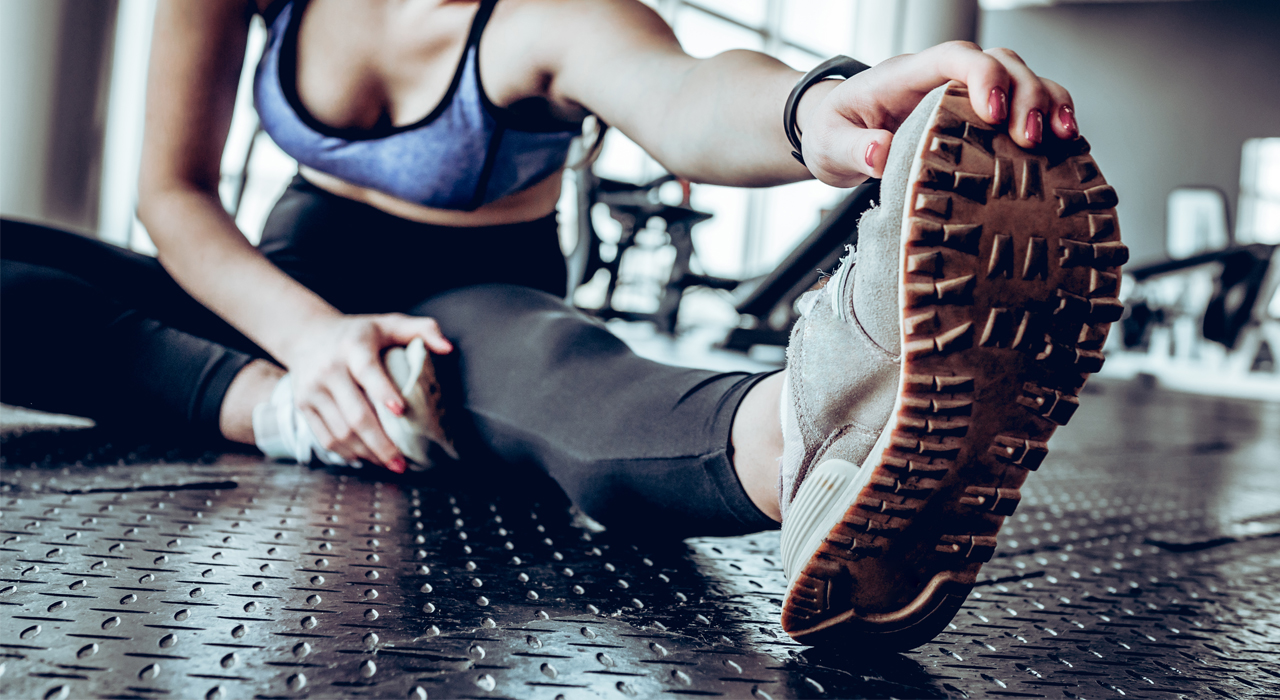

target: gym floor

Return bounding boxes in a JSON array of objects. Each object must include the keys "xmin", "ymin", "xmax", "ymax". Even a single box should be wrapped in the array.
[{"xmin": 2, "ymin": 374, "xmax": 1278, "ymax": 700}]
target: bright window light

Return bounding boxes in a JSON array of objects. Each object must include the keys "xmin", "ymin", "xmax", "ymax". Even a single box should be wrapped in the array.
[
  {"xmin": 1166, "ymin": 187, "xmax": 1229, "ymax": 259},
  {"xmin": 1238, "ymin": 137, "xmax": 1280, "ymax": 245}
]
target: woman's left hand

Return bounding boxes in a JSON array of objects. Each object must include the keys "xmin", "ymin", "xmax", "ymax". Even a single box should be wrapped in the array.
[{"xmin": 798, "ymin": 41, "xmax": 1079, "ymax": 188}]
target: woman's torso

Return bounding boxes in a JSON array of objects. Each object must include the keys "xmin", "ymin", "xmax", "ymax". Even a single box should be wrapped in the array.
[{"xmin": 254, "ymin": 0, "xmax": 588, "ymax": 226}]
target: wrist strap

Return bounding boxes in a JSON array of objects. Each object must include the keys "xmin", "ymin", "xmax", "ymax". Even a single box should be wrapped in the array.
[{"xmin": 784, "ymin": 55, "xmax": 872, "ymax": 166}]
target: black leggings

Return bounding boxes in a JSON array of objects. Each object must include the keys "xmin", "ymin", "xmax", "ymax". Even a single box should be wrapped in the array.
[{"xmin": 0, "ymin": 176, "xmax": 776, "ymax": 537}]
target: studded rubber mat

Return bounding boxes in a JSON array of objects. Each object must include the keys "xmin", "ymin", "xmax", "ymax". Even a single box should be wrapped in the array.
[{"xmin": 2, "ymin": 379, "xmax": 1278, "ymax": 699}]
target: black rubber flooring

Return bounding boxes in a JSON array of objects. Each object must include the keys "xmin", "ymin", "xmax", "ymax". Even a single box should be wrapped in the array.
[{"xmin": 2, "ymin": 378, "xmax": 1278, "ymax": 699}]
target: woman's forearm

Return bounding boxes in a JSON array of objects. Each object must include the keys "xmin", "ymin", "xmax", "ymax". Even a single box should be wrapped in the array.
[
  {"xmin": 546, "ymin": 1, "xmax": 843, "ymax": 188},
  {"xmin": 649, "ymin": 50, "xmax": 825, "ymax": 187},
  {"xmin": 139, "ymin": 186, "xmax": 341, "ymax": 365},
  {"xmin": 136, "ymin": 1, "xmax": 338, "ymax": 366}
]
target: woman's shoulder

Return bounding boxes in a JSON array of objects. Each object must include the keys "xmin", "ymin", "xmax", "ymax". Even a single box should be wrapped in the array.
[
  {"xmin": 485, "ymin": 0, "xmax": 676, "ymax": 68},
  {"xmin": 490, "ymin": 0, "xmax": 670, "ymax": 37}
]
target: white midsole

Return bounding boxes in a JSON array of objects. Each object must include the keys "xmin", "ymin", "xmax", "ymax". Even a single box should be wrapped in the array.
[
  {"xmin": 780, "ymin": 105, "xmax": 914, "ymax": 594},
  {"xmin": 780, "ymin": 416, "xmax": 897, "ymax": 588}
]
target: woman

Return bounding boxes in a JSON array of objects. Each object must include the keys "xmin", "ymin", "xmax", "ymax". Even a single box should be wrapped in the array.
[{"xmin": 1, "ymin": 0, "xmax": 1102, "ymax": 648}]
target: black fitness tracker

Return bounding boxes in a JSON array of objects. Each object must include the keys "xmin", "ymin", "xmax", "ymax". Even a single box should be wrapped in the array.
[{"xmin": 783, "ymin": 55, "xmax": 872, "ymax": 166}]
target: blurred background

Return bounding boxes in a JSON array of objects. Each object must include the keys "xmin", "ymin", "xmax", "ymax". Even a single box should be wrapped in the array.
[{"xmin": 2, "ymin": 0, "xmax": 1278, "ymax": 399}]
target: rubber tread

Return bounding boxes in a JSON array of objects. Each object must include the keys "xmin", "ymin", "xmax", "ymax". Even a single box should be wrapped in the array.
[{"xmin": 780, "ymin": 82, "xmax": 1125, "ymax": 650}]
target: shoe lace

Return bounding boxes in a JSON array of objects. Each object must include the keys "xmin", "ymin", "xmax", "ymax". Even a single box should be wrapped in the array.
[{"xmin": 829, "ymin": 245, "xmax": 857, "ymax": 324}]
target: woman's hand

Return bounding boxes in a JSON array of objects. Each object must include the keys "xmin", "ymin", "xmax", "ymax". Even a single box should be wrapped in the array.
[
  {"xmin": 282, "ymin": 314, "xmax": 453, "ymax": 473},
  {"xmin": 798, "ymin": 41, "xmax": 1079, "ymax": 188}
]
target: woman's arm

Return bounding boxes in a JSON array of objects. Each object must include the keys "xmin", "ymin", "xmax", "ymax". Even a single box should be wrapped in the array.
[
  {"xmin": 137, "ymin": 0, "xmax": 448, "ymax": 470},
  {"xmin": 542, "ymin": 0, "xmax": 1077, "ymax": 188},
  {"xmin": 138, "ymin": 0, "xmax": 334, "ymax": 360}
]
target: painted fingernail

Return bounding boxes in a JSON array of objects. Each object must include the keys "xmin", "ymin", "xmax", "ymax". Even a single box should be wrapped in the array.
[
  {"xmin": 388, "ymin": 456, "xmax": 406, "ymax": 474},
  {"xmin": 989, "ymin": 87, "xmax": 1008, "ymax": 122},
  {"xmin": 1025, "ymin": 109, "xmax": 1043, "ymax": 145},
  {"xmin": 864, "ymin": 142, "xmax": 878, "ymax": 170},
  {"xmin": 1059, "ymin": 104, "xmax": 1078, "ymax": 136},
  {"xmin": 385, "ymin": 400, "xmax": 405, "ymax": 416}
]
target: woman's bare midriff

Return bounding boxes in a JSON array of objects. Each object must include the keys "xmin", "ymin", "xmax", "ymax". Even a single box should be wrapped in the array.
[{"xmin": 299, "ymin": 164, "xmax": 564, "ymax": 227}]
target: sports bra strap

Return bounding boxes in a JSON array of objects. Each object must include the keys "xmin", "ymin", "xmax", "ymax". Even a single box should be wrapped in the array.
[{"xmin": 466, "ymin": 0, "xmax": 502, "ymax": 48}]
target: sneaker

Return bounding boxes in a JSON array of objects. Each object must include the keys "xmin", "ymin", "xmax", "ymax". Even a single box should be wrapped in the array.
[
  {"xmin": 778, "ymin": 249, "xmax": 901, "ymax": 527},
  {"xmin": 779, "ymin": 82, "xmax": 1126, "ymax": 650},
  {"xmin": 375, "ymin": 338, "xmax": 458, "ymax": 469}
]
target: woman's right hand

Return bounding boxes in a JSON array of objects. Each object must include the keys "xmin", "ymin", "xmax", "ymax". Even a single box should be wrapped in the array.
[{"xmin": 282, "ymin": 313, "xmax": 454, "ymax": 473}]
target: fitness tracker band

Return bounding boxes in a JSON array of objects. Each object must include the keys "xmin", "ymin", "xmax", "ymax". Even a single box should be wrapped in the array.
[{"xmin": 783, "ymin": 55, "xmax": 872, "ymax": 166}]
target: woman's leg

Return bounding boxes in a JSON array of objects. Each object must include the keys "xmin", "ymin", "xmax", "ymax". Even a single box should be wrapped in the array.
[
  {"xmin": 1, "ymin": 220, "xmax": 268, "ymax": 441},
  {"xmin": 218, "ymin": 359, "xmax": 285, "ymax": 443},
  {"xmin": 730, "ymin": 371, "xmax": 786, "ymax": 522},
  {"xmin": 409, "ymin": 283, "xmax": 782, "ymax": 539}
]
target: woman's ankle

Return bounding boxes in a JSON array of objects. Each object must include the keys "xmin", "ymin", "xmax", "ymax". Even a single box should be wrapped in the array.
[
  {"xmin": 220, "ymin": 359, "xmax": 285, "ymax": 444},
  {"xmin": 730, "ymin": 372, "xmax": 786, "ymax": 522}
]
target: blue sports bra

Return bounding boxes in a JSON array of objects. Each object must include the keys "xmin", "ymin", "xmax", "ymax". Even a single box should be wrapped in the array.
[{"xmin": 255, "ymin": 0, "xmax": 584, "ymax": 211}]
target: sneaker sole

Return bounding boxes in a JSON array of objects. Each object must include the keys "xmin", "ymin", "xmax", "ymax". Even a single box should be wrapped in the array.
[{"xmin": 780, "ymin": 82, "xmax": 1127, "ymax": 650}]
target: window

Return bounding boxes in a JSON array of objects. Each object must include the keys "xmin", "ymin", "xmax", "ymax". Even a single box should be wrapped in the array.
[
  {"xmin": 219, "ymin": 16, "xmax": 294, "ymax": 248},
  {"xmin": 594, "ymin": 0, "xmax": 861, "ymax": 282},
  {"xmin": 1238, "ymin": 137, "xmax": 1280, "ymax": 245},
  {"xmin": 1237, "ymin": 138, "xmax": 1280, "ymax": 322},
  {"xmin": 1165, "ymin": 187, "xmax": 1229, "ymax": 260}
]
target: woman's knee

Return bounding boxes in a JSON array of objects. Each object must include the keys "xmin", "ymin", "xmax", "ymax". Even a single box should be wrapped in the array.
[
  {"xmin": 1, "ymin": 261, "xmax": 108, "ymax": 328},
  {"xmin": 406, "ymin": 283, "xmax": 567, "ymax": 322},
  {"xmin": 422, "ymin": 284, "xmax": 621, "ymax": 355}
]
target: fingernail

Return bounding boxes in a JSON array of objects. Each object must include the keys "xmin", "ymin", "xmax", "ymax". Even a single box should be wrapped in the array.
[
  {"xmin": 1059, "ymin": 104, "xmax": 1078, "ymax": 136},
  {"xmin": 1025, "ymin": 109, "xmax": 1043, "ymax": 145},
  {"xmin": 388, "ymin": 456, "xmax": 406, "ymax": 474},
  {"xmin": 386, "ymin": 400, "xmax": 405, "ymax": 416},
  {"xmin": 989, "ymin": 87, "xmax": 1008, "ymax": 122},
  {"xmin": 864, "ymin": 142, "xmax": 878, "ymax": 170}
]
